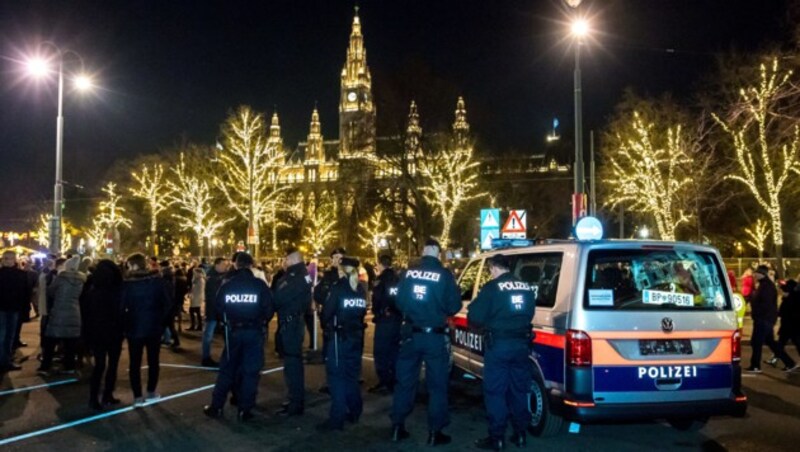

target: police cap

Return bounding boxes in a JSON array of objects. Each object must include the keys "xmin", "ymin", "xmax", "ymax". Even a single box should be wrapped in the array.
[
  {"xmin": 340, "ymin": 256, "xmax": 360, "ymax": 268},
  {"xmin": 235, "ymin": 252, "xmax": 254, "ymax": 268},
  {"xmin": 487, "ymin": 253, "xmax": 510, "ymax": 270},
  {"xmin": 330, "ymin": 247, "xmax": 347, "ymax": 257}
]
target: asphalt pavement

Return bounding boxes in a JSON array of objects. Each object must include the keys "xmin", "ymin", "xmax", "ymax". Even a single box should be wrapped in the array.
[{"xmin": 1, "ymin": 316, "xmax": 798, "ymax": 451}]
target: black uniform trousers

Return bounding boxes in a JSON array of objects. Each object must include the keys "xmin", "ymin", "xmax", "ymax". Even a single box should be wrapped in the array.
[
  {"xmin": 751, "ymin": 319, "xmax": 796, "ymax": 368},
  {"xmin": 483, "ymin": 339, "xmax": 531, "ymax": 439},
  {"xmin": 211, "ymin": 327, "xmax": 265, "ymax": 412},
  {"xmin": 278, "ymin": 318, "xmax": 306, "ymax": 412},
  {"xmin": 373, "ymin": 319, "xmax": 401, "ymax": 388},
  {"xmin": 390, "ymin": 332, "xmax": 451, "ymax": 431},
  {"xmin": 325, "ymin": 331, "xmax": 363, "ymax": 427}
]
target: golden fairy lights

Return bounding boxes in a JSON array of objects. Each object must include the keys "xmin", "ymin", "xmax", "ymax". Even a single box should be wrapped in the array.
[
  {"xmin": 745, "ymin": 219, "xmax": 770, "ymax": 259},
  {"xmin": 130, "ymin": 163, "xmax": 172, "ymax": 249},
  {"xmin": 359, "ymin": 209, "xmax": 393, "ymax": 260},
  {"xmin": 604, "ymin": 111, "xmax": 691, "ymax": 241},
  {"xmin": 712, "ymin": 58, "xmax": 800, "ymax": 262}
]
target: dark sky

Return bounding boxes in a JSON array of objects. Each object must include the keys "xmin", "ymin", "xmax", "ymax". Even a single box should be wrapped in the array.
[{"xmin": 0, "ymin": 0, "xmax": 789, "ymax": 228}]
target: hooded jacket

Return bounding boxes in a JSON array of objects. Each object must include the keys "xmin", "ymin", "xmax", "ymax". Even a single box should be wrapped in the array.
[{"xmin": 46, "ymin": 269, "xmax": 87, "ymax": 338}]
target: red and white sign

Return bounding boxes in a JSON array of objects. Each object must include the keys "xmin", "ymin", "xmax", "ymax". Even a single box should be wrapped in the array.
[{"xmin": 502, "ymin": 210, "xmax": 527, "ymax": 239}]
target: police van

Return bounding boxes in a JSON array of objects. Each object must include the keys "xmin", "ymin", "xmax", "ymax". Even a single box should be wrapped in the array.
[{"xmin": 449, "ymin": 234, "xmax": 747, "ymax": 436}]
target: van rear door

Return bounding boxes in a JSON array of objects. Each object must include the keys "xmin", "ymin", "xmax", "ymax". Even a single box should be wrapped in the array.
[{"xmin": 577, "ymin": 246, "xmax": 738, "ymax": 405}]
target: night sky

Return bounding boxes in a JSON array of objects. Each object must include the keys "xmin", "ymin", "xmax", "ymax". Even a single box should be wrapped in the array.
[{"xmin": 0, "ymin": 0, "xmax": 789, "ymax": 229}]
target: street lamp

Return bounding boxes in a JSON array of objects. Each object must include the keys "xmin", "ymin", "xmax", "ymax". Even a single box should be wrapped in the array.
[
  {"xmin": 24, "ymin": 44, "xmax": 95, "ymax": 255},
  {"xmin": 567, "ymin": 2, "xmax": 590, "ymax": 225},
  {"xmin": 639, "ymin": 226, "xmax": 650, "ymax": 239}
]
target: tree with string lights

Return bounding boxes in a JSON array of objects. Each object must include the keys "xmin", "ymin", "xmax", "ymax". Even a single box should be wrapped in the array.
[
  {"xmin": 359, "ymin": 209, "xmax": 393, "ymax": 260},
  {"xmin": 303, "ymin": 198, "xmax": 338, "ymax": 256},
  {"xmin": 744, "ymin": 219, "xmax": 770, "ymax": 260},
  {"xmin": 96, "ymin": 182, "xmax": 132, "ymax": 254},
  {"xmin": 36, "ymin": 214, "xmax": 73, "ymax": 252},
  {"xmin": 214, "ymin": 106, "xmax": 287, "ymax": 256},
  {"xmin": 602, "ymin": 110, "xmax": 692, "ymax": 241},
  {"xmin": 418, "ymin": 140, "xmax": 486, "ymax": 248},
  {"xmin": 168, "ymin": 153, "xmax": 232, "ymax": 255},
  {"xmin": 130, "ymin": 163, "xmax": 172, "ymax": 254},
  {"xmin": 712, "ymin": 58, "xmax": 800, "ymax": 276}
]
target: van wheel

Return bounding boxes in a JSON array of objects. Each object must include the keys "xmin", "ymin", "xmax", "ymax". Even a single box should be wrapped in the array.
[
  {"xmin": 528, "ymin": 374, "xmax": 564, "ymax": 437},
  {"xmin": 667, "ymin": 417, "xmax": 708, "ymax": 432}
]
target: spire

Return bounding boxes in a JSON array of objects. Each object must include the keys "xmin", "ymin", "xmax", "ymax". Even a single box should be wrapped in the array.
[
  {"xmin": 452, "ymin": 96, "xmax": 470, "ymax": 144},
  {"xmin": 342, "ymin": 4, "xmax": 370, "ymax": 84},
  {"xmin": 307, "ymin": 107, "xmax": 324, "ymax": 161},
  {"xmin": 269, "ymin": 111, "xmax": 281, "ymax": 139},
  {"xmin": 406, "ymin": 100, "xmax": 422, "ymax": 154}
]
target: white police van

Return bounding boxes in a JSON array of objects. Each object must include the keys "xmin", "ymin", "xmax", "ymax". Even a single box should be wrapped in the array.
[{"xmin": 449, "ymin": 230, "xmax": 747, "ymax": 436}]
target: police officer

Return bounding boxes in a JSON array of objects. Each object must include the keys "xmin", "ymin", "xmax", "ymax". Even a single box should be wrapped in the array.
[
  {"xmin": 313, "ymin": 247, "xmax": 345, "ymax": 393},
  {"xmin": 468, "ymin": 254, "xmax": 535, "ymax": 450},
  {"xmin": 369, "ymin": 254, "xmax": 401, "ymax": 394},
  {"xmin": 317, "ymin": 256, "xmax": 367, "ymax": 431},
  {"xmin": 274, "ymin": 247, "xmax": 313, "ymax": 417},
  {"xmin": 390, "ymin": 239, "xmax": 461, "ymax": 446},
  {"xmin": 203, "ymin": 252, "xmax": 273, "ymax": 421}
]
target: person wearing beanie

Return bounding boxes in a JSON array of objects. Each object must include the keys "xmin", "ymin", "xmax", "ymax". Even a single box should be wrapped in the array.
[{"xmin": 39, "ymin": 256, "xmax": 86, "ymax": 376}]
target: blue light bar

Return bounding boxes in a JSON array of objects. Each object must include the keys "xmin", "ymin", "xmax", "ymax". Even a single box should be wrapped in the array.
[{"xmin": 491, "ymin": 238, "xmax": 536, "ymax": 249}]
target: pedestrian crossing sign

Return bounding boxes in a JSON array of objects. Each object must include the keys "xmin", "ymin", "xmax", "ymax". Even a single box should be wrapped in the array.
[{"xmin": 480, "ymin": 229, "xmax": 497, "ymax": 250}]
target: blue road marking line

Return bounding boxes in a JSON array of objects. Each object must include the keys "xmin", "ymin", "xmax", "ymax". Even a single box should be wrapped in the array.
[
  {"xmin": 0, "ymin": 366, "xmax": 285, "ymax": 446},
  {"xmin": 0, "ymin": 378, "xmax": 79, "ymax": 397}
]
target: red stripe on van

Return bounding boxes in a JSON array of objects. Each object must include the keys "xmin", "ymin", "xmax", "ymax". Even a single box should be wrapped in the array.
[{"xmin": 533, "ymin": 330, "xmax": 566, "ymax": 349}]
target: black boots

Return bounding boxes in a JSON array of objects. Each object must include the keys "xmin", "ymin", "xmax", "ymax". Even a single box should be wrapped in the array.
[
  {"xmin": 391, "ymin": 425, "xmax": 410, "ymax": 442},
  {"xmin": 509, "ymin": 431, "xmax": 527, "ymax": 448},
  {"xmin": 474, "ymin": 436, "xmax": 505, "ymax": 450},
  {"xmin": 427, "ymin": 430, "xmax": 452, "ymax": 446},
  {"xmin": 203, "ymin": 405, "xmax": 223, "ymax": 418}
]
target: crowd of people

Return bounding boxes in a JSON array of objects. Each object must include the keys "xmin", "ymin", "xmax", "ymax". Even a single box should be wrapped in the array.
[{"xmin": 3, "ymin": 245, "xmax": 800, "ymax": 449}]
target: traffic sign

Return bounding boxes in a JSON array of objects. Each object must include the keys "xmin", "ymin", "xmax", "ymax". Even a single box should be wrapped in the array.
[
  {"xmin": 480, "ymin": 209, "xmax": 500, "ymax": 229},
  {"xmin": 480, "ymin": 229, "xmax": 497, "ymax": 250},
  {"xmin": 502, "ymin": 210, "xmax": 526, "ymax": 239}
]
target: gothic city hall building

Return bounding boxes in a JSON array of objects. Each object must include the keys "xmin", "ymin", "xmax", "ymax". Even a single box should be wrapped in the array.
[{"xmin": 264, "ymin": 7, "xmax": 569, "ymax": 255}]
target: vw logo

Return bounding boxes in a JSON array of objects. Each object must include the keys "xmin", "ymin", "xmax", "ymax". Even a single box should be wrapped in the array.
[{"xmin": 661, "ymin": 317, "xmax": 674, "ymax": 333}]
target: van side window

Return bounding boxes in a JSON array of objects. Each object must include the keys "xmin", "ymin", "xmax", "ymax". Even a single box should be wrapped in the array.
[
  {"xmin": 512, "ymin": 253, "xmax": 563, "ymax": 308},
  {"xmin": 478, "ymin": 260, "xmax": 493, "ymax": 290},
  {"xmin": 458, "ymin": 260, "xmax": 481, "ymax": 301}
]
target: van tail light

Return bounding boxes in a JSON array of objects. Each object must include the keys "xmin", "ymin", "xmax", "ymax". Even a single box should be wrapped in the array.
[
  {"xmin": 566, "ymin": 330, "xmax": 592, "ymax": 367},
  {"xmin": 731, "ymin": 329, "xmax": 741, "ymax": 362}
]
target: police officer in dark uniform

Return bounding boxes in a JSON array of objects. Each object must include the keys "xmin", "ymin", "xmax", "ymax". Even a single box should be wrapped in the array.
[
  {"xmin": 274, "ymin": 247, "xmax": 313, "ymax": 417},
  {"xmin": 203, "ymin": 252, "xmax": 273, "ymax": 421},
  {"xmin": 369, "ymin": 254, "xmax": 401, "ymax": 394},
  {"xmin": 317, "ymin": 256, "xmax": 367, "ymax": 431},
  {"xmin": 390, "ymin": 239, "xmax": 462, "ymax": 446},
  {"xmin": 313, "ymin": 247, "xmax": 345, "ymax": 393},
  {"xmin": 468, "ymin": 254, "xmax": 536, "ymax": 450}
]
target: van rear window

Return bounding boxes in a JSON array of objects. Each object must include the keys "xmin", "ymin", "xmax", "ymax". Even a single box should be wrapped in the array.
[{"xmin": 584, "ymin": 249, "xmax": 731, "ymax": 311}]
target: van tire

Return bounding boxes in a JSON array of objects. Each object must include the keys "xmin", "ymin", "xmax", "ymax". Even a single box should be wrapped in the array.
[
  {"xmin": 528, "ymin": 373, "xmax": 564, "ymax": 437},
  {"xmin": 667, "ymin": 417, "xmax": 708, "ymax": 432}
]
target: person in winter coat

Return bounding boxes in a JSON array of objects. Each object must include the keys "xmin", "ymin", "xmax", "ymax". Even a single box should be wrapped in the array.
[
  {"xmin": 39, "ymin": 256, "xmax": 86, "ymax": 376},
  {"xmin": 160, "ymin": 261, "xmax": 180, "ymax": 349},
  {"xmin": 201, "ymin": 258, "xmax": 229, "ymax": 367},
  {"xmin": 0, "ymin": 251, "xmax": 32, "ymax": 372},
  {"xmin": 122, "ymin": 253, "xmax": 171, "ymax": 407},
  {"xmin": 746, "ymin": 265, "xmax": 796, "ymax": 373},
  {"xmin": 81, "ymin": 260, "xmax": 124, "ymax": 410},
  {"xmin": 773, "ymin": 280, "xmax": 800, "ymax": 371},
  {"xmin": 189, "ymin": 267, "xmax": 205, "ymax": 331},
  {"xmin": 741, "ymin": 268, "xmax": 755, "ymax": 300}
]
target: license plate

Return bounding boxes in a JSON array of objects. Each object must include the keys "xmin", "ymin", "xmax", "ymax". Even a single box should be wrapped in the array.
[{"xmin": 639, "ymin": 339, "xmax": 693, "ymax": 356}]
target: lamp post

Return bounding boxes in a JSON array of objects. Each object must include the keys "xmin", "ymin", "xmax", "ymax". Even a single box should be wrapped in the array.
[
  {"xmin": 567, "ymin": 1, "xmax": 589, "ymax": 225},
  {"xmin": 25, "ymin": 44, "xmax": 94, "ymax": 255}
]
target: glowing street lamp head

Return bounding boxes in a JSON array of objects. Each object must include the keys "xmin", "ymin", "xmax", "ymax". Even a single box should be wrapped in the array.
[
  {"xmin": 26, "ymin": 57, "xmax": 50, "ymax": 78},
  {"xmin": 74, "ymin": 74, "xmax": 94, "ymax": 91},
  {"xmin": 571, "ymin": 18, "xmax": 589, "ymax": 38}
]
